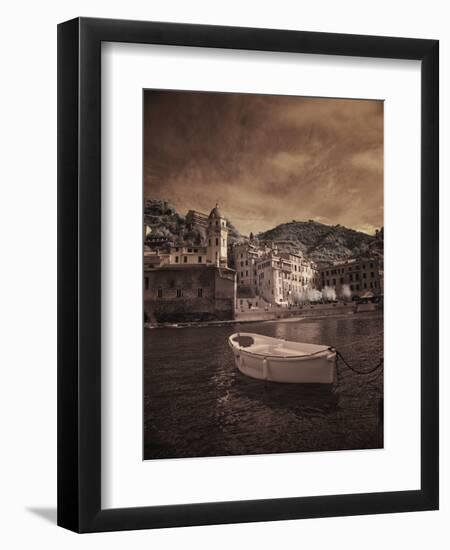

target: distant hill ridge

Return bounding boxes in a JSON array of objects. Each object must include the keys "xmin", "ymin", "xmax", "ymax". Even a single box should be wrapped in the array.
[
  {"xmin": 144, "ymin": 199, "xmax": 383, "ymax": 264},
  {"xmin": 256, "ymin": 220, "xmax": 383, "ymax": 263}
]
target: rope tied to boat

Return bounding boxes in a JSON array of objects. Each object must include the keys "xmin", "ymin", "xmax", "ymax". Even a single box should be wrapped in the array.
[{"xmin": 330, "ymin": 347, "xmax": 383, "ymax": 375}]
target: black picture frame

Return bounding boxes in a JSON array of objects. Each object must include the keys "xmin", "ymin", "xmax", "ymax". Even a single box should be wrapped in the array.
[{"xmin": 57, "ymin": 17, "xmax": 439, "ymax": 533}]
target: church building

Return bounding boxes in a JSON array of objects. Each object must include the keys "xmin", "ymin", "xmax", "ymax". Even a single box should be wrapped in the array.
[{"xmin": 144, "ymin": 204, "xmax": 236, "ymax": 323}]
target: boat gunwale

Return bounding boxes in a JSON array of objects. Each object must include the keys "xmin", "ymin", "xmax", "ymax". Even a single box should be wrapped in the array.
[{"xmin": 228, "ymin": 332, "xmax": 335, "ymax": 361}]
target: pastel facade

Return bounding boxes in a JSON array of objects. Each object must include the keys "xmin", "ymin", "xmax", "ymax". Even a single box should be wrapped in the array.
[
  {"xmin": 233, "ymin": 241, "xmax": 262, "ymax": 289},
  {"xmin": 232, "ymin": 243, "xmax": 319, "ymax": 307},
  {"xmin": 318, "ymin": 258, "xmax": 383, "ymax": 297}
]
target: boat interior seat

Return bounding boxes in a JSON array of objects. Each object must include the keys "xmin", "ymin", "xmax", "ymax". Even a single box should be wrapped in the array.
[
  {"xmin": 246, "ymin": 344, "xmax": 270, "ymax": 353},
  {"xmin": 250, "ymin": 343, "xmax": 316, "ymax": 357},
  {"xmin": 272, "ymin": 346, "xmax": 307, "ymax": 356},
  {"xmin": 247, "ymin": 344, "xmax": 291, "ymax": 356}
]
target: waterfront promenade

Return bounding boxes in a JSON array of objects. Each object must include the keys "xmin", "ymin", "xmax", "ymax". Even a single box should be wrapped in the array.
[{"xmin": 144, "ymin": 301, "xmax": 381, "ymax": 329}]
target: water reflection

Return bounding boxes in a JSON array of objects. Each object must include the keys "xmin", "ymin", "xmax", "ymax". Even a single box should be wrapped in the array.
[{"xmin": 144, "ymin": 312, "xmax": 383, "ymax": 459}]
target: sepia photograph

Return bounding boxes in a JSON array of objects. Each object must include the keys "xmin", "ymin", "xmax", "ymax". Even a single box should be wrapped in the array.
[{"xmin": 143, "ymin": 90, "xmax": 384, "ymax": 460}]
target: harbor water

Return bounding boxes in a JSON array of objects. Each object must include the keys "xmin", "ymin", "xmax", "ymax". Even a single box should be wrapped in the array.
[{"xmin": 144, "ymin": 311, "xmax": 383, "ymax": 459}]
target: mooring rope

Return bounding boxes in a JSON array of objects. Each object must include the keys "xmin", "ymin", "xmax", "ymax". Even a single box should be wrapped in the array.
[{"xmin": 332, "ymin": 347, "xmax": 383, "ymax": 375}]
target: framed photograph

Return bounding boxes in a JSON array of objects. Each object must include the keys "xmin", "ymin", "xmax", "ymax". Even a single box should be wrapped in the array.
[{"xmin": 57, "ymin": 17, "xmax": 438, "ymax": 532}]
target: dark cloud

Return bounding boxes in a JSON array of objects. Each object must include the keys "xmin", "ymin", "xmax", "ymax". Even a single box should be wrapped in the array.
[{"xmin": 144, "ymin": 90, "xmax": 383, "ymax": 235}]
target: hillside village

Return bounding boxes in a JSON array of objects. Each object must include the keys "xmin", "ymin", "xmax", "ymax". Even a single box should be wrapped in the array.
[{"xmin": 143, "ymin": 200, "xmax": 383, "ymax": 323}]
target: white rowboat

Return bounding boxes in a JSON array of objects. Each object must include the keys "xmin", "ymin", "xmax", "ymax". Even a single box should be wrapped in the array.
[{"xmin": 228, "ymin": 332, "xmax": 336, "ymax": 384}]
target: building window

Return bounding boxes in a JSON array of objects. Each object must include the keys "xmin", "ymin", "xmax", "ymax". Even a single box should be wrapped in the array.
[
  {"xmin": 349, "ymin": 274, "xmax": 353, "ymax": 281},
  {"xmin": 187, "ymin": 248, "xmax": 192, "ymax": 252},
  {"xmin": 183, "ymin": 256, "xmax": 187, "ymax": 263},
  {"xmin": 215, "ymin": 238, "xmax": 219, "ymax": 246},
  {"xmin": 145, "ymin": 277, "xmax": 149, "ymax": 290},
  {"xmin": 198, "ymin": 256, "xmax": 202, "ymax": 263},
  {"xmin": 208, "ymin": 239, "xmax": 211, "ymax": 246},
  {"xmin": 157, "ymin": 287, "xmax": 163, "ymax": 298},
  {"xmin": 370, "ymin": 263, "xmax": 374, "ymax": 268},
  {"xmin": 340, "ymin": 277, "xmax": 344, "ymax": 284},
  {"xmin": 176, "ymin": 288, "xmax": 183, "ymax": 297},
  {"xmin": 197, "ymin": 288, "xmax": 203, "ymax": 297},
  {"xmin": 350, "ymin": 285, "xmax": 354, "ymax": 291},
  {"xmin": 175, "ymin": 256, "xmax": 179, "ymax": 263},
  {"xmin": 363, "ymin": 273, "xmax": 366, "ymax": 279},
  {"xmin": 371, "ymin": 272, "xmax": 374, "ymax": 278},
  {"xmin": 364, "ymin": 283, "xmax": 367, "ymax": 289},
  {"xmin": 216, "ymin": 220, "xmax": 218, "ymax": 227}
]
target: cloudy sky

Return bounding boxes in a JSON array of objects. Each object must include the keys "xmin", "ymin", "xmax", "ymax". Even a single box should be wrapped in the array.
[{"xmin": 144, "ymin": 90, "xmax": 383, "ymax": 236}]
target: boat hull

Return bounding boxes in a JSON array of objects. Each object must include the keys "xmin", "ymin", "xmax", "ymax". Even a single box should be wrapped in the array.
[{"xmin": 229, "ymin": 332, "xmax": 336, "ymax": 384}]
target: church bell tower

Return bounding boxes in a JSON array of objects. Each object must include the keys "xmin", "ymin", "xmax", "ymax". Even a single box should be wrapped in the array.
[{"xmin": 207, "ymin": 204, "xmax": 228, "ymax": 267}]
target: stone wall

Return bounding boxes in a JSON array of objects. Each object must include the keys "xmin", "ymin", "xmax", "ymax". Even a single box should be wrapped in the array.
[{"xmin": 144, "ymin": 265, "xmax": 236, "ymax": 323}]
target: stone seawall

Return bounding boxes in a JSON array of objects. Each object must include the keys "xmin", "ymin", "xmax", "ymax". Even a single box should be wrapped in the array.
[{"xmin": 235, "ymin": 302, "xmax": 380, "ymax": 322}]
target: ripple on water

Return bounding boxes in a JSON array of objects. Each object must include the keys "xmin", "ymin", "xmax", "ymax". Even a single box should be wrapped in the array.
[{"xmin": 144, "ymin": 312, "xmax": 383, "ymax": 459}]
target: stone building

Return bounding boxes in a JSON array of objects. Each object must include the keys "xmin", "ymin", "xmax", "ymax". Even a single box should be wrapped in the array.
[
  {"xmin": 233, "ymin": 241, "xmax": 262, "ymax": 289},
  {"xmin": 185, "ymin": 209, "xmax": 209, "ymax": 230},
  {"xmin": 167, "ymin": 245, "xmax": 208, "ymax": 266},
  {"xmin": 144, "ymin": 205, "xmax": 228, "ymax": 269},
  {"xmin": 278, "ymin": 252, "xmax": 319, "ymax": 296},
  {"xmin": 144, "ymin": 205, "xmax": 236, "ymax": 322},
  {"xmin": 144, "ymin": 265, "xmax": 236, "ymax": 323},
  {"xmin": 318, "ymin": 258, "xmax": 383, "ymax": 297},
  {"xmin": 231, "ymin": 241, "xmax": 319, "ymax": 307},
  {"xmin": 255, "ymin": 254, "xmax": 287, "ymax": 305}
]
